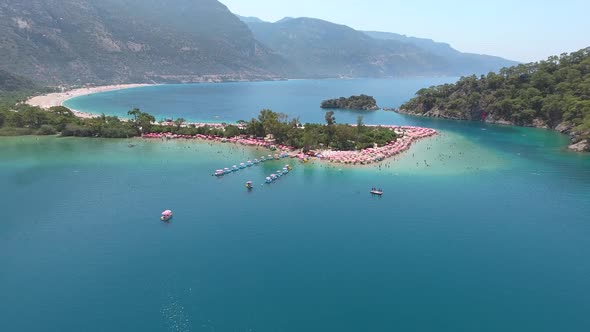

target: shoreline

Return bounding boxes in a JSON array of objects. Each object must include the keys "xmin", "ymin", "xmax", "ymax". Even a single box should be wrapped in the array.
[
  {"xmin": 26, "ymin": 84, "xmax": 153, "ymax": 118},
  {"xmin": 142, "ymin": 125, "xmax": 438, "ymax": 166},
  {"xmin": 395, "ymin": 108, "xmax": 589, "ymax": 153}
]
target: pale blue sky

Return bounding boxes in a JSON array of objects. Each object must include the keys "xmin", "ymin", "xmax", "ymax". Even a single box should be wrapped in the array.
[{"xmin": 221, "ymin": 0, "xmax": 589, "ymax": 62}]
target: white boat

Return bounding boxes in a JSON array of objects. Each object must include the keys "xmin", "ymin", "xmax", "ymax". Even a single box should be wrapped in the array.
[{"xmin": 161, "ymin": 210, "xmax": 173, "ymax": 221}]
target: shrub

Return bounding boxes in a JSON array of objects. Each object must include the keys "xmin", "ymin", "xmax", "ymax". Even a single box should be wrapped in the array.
[
  {"xmin": 0, "ymin": 127, "xmax": 34, "ymax": 136},
  {"xmin": 37, "ymin": 124, "xmax": 57, "ymax": 135},
  {"xmin": 61, "ymin": 124, "xmax": 94, "ymax": 137}
]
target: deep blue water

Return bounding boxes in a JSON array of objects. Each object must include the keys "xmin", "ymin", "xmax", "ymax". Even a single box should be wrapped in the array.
[
  {"xmin": 2, "ymin": 79, "xmax": 590, "ymax": 332},
  {"xmin": 64, "ymin": 78, "xmax": 458, "ymax": 124}
]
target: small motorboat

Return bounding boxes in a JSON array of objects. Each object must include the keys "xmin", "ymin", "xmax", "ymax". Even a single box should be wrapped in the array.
[
  {"xmin": 247, "ymin": 161, "xmax": 253, "ymax": 167},
  {"xmin": 370, "ymin": 189, "xmax": 383, "ymax": 196},
  {"xmin": 161, "ymin": 210, "xmax": 173, "ymax": 221},
  {"xmin": 214, "ymin": 169, "xmax": 224, "ymax": 177},
  {"xmin": 246, "ymin": 181, "xmax": 253, "ymax": 189},
  {"xmin": 265, "ymin": 176, "xmax": 273, "ymax": 184}
]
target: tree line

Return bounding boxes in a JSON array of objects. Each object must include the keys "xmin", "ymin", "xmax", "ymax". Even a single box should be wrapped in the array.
[
  {"xmin": 237, "ymin": 109, "xmax": 396, "ymax": 151},
  {"xmin": 0, "ymin": 104, "xmax": 397, "ymax": 151}
]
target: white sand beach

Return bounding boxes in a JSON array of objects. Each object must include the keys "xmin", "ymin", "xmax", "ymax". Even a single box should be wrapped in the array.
[{"xmin": 26, "ymin": 84, "xmax": 152, "ymax": 118}]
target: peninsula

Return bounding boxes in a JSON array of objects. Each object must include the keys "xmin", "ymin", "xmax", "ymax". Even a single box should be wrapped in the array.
[
  {"xmin": 321, "ymin": 95, "xmax": 379, "ymax": 110},
  {"xmin": 398, "ymin": 47, "xmax": 590, "ymax": 152},
  {"xmin": 2, "ymin": 93, "xmax": 437, "ymax": 165}
]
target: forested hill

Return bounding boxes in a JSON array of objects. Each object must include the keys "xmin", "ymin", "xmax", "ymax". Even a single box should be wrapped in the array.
[
  {"xmin": 0, "ymin": 69, "xmax": 36, "ymax": 93},
  {"xmin": 0, "ymin": 0, "xmax": 288, "ymax": 84},
  {"xmin": 0, "ymin": 69, "xmax": 46, "ymax": 109},
  {"xmin": 399, "ymin": 48, "xmax": 590, "ymax": 152}
]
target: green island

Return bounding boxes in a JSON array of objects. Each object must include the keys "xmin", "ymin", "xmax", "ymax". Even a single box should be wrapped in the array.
[
  {"xmin": 399, "ymin": 47, "xmax": 590, "ymax": 151},
  {"xmin": 320, "ymin": 94, "xmax": 379, "ymax": 111}
]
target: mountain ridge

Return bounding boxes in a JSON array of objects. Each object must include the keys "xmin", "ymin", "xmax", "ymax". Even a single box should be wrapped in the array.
[
  {"xmin": 0, "ymin": 1, "xmax": 518, "ymax": 85},
  {"xmin": 0, "ymin": 0, "xmax": 289, "ymax": 84},
  {"xmin": 239, "ymin": 15, "xmax": 518, "ymax": 78}
]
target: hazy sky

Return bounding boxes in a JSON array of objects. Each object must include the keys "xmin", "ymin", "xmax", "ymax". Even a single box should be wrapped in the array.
[{"xmin": 221, "ymin": 0, "xmax": 589, "ymax": 62}]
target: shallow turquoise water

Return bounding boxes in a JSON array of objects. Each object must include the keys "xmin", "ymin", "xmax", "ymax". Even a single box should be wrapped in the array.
[{"xmin": 2, "ymin": 79, "xmax": 590, "ymax": 331}]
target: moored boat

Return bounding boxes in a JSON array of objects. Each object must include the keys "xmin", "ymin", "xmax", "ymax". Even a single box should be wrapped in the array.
[{"xmin": 246, "ymin": 181, "xmax": 253, "ymax": 189}]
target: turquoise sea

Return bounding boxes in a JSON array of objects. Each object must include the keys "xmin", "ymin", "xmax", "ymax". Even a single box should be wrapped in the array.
[{"xmin": 2, "ymin": 79, "xmax": 590, "ymax": 332}]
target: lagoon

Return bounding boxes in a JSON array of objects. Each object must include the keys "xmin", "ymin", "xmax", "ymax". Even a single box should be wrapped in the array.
[{"xmin": 2, "ymin": 78, "xmax": 590, "ymax": 331}]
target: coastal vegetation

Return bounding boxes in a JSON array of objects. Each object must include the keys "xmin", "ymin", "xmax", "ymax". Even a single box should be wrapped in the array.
[
  {"xmin": 147, "ymin": 110, "xmax": 397, "ymax": 151},
  {"xmin": 0, "ymin": 105, "xmax": 138, "ymax": 138},
  {"xmin": 0, "ymin": 104, "xmax": 396, "ymax": 151},
  {"xmin": 239, "ymin": 109, "xmax": 396, "ymax": 150},
  {"xmin": 399, "ymin": 47, "xmax": 590, "ymax": 151},
  {"xmin": 321, "ymin": 95, "xmax": 379, "ymax": 110}
]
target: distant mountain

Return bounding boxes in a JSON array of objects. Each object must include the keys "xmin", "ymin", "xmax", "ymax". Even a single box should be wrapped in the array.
[
  {"xmin": 364, "ymin": 31, "xmax": 517, "ymax": 76},
  {"xmin": 244, "ymin": 17, "xmax": 451, "ymax": 78},
  {"xmin": 235, "ymin": 15, "xmax": 266, "ymax": 24},
  {"xmin": 0, "ymin": 0, "xmax": 519, "ymax": 85},
  {"xmin": 240, "ymin": 16, "xmax": 517, "ymax": 78},
  {"xmin": 0, "ymin": 0, "xmax": 289, "ymax": 84}
]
